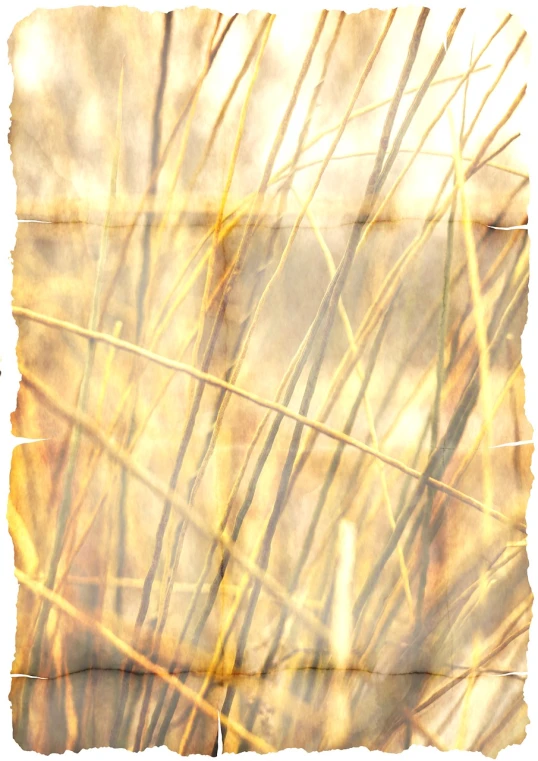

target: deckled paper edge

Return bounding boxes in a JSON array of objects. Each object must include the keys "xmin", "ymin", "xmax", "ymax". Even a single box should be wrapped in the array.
[{"xmin": 0, "ymin": 1, "xmax": 535, "ymax": 759}]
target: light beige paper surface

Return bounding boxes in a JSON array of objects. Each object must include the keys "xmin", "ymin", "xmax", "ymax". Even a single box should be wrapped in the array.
[{"xmin": 6, "ymin": 5, "xmax": 533, "ymax": 755}]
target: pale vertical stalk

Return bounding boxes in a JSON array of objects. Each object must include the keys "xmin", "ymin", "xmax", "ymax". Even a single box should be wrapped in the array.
[
  {"xmin": 324, "ymin": 521, "xmax": 356, "ymax": 748},
  {"xmin": 331, "ymin": 520, "xmax": 356, "ymax": 668}
]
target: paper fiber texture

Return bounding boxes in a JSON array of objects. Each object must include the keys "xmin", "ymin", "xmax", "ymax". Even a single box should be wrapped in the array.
[{"xmin": 7, "ymin": 5, "xmax": 532, "ymax": 755}]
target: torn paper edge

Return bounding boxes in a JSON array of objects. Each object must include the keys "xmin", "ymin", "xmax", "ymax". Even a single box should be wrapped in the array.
[{"xmin": 0, "ymin": 1, "xmax": 536, "ymax": 759}]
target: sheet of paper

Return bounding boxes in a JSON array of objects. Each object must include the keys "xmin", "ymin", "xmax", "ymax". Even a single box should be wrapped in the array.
[{"xmin": 3, "ymin": 3, "xmax": 533, "ymax": 756}]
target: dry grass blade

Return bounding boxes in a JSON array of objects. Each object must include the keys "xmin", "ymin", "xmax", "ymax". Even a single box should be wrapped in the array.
[
  {"xmin": 10, "ymin": 8, "xmax": 530, "ymax": 755},
  {"xmin": 450, "ymin": 113, "xmax": 494, "ymax": 513},
  {"xmin": 14, "ymin": 310, "xmax": 522, "ymax": 530},
  {"xmin": 373, "ymin": 9, "xmax": 465, "ymax": 194},
  {"xmin": 97, "ymin": 14, "xmax": 238, "ymax": 328},
  {"xmin": 18, "ymin": 60, "xmax": 125, "ymax": 744},
  {"xmin": 286, "ymin": 25, "xmax": 516, "ymax": 486},
  {"xmin": 18, "ymin": 363, "xmax": 333, "ymax": 642},
  {"xmin": 15, "ymin": 569, "xmax": 275, "ymax": 754}
]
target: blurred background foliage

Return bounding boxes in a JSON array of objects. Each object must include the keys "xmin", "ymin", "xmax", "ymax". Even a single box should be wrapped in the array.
[{"xmin": 7, "ymin": 5, "xmax": 532, "ymax": 755}]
